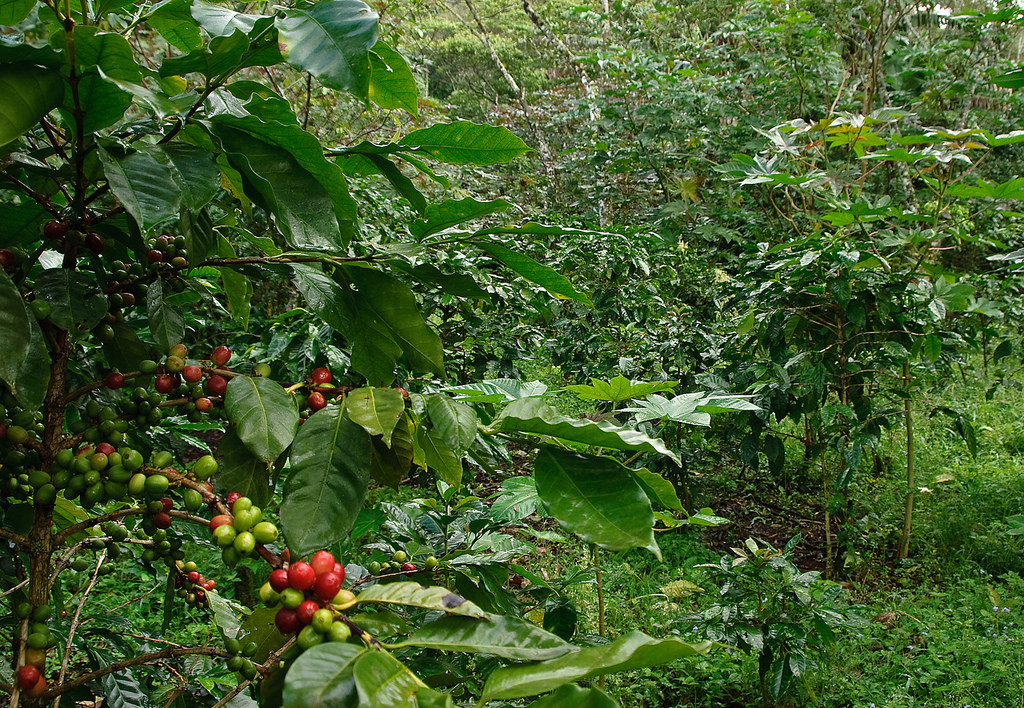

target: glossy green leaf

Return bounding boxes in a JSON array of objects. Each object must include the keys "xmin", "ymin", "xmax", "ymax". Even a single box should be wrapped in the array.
[
  {"xmin": 633, "ymin": 468, "xmax": 684, "ymax": 512},
  {"xmin": 478, "ymin": 241, "xmax": 592, "ymax": 305},
  {"xmin": 481, "ymin": 630, "xmax": 711, "ymax": 701},
  {"xmin": 416, "ymin": 425, "xmax": 463, "ymax": 486},
  {"xmin": 621, "ymin": 393, "xmax": 710, "ymax": 426},
  {"xmin": 190, "ymin": 0, "xmax": 263, "ymax": 36},
  {"xmin": 146, "ymin": 280, "xmax": 184, "ymax": 353},
  {"xmin": 369, "ymin": 413, "xmax": 414, "ymax": 487},
  {"xmin": 490, "ymin": 476, "xmax": 542, "ymax": 521},
  {"xmin": 0, "ymin": 0, "xmax": 35, "ymax": 24},
  {"xmin": 391, "ymin": 615, "xmax": 572, "ymax": 661},
  {"xmin": 993, "ymin": 69, "xmax": 1024, "ymax": 89},
  {"xmin": 0, "ymin": 66, "xmax": 64, "ymax": 147},
  {"xmin": 35, "ymin": 268, "xmax": 108, "ymax": 335},
  {"xmin": 535, "ymin": 447, "xmax": 659, "ymax": 556},
  {"xmin": 425, "ymin": 394, "xmax": 477, "ymax": 456},
  {"xmin": 345, "ymin": 386, "xmax": 405, "ymax": 445},
  {"xmin": 527, "ymin": 685, "xmax": 620, "ymax": 707},
  {"xmin": 363, "ymin": 153, "xmax": 427, "ymax": 213},
  {"xmin": 224, "ymin": 375, "xmax": 299, "ymax": 463},
  {"xmin": 368, "ymin": 42, "xmax": 418, "ymax": 115},
  {"xmin": 276, "ymin": 0, "xmax": 379, "ymax": 96},
  {"xmin": 147, "ymin": 0, "xmax": 205, "ymax": 52},
  {"xmin": 164, "ymin": 143, "xmax": 221, "ymax": 211},
  {"xmin": 496, "ymin": 398, "xmax": 680, "ymax": 465},
  {"xmin": 0, "ymin": 270, "xmax": 32, "ymax": 388},
  {"xmin": 410, "ymin": 197, "xmax": 510, "ymax": 239},
  {"xmin": 565, "ymin": 376, "xmax": 677, "ymax": 404},
  {"xmin": 282, "ymin": 643, "xmax": 363, "ymax": 708},
  {"xmin": 442, "ymin": 378, "xmax": 548, "ymax": 403},
  {"xmin": 97, "ymin": 146, "xmax": 179, "ymax": 232},
  {"xmin": 71, "ymin": 72, "xmax": 133, "ymax": 134},
  {"xmin": 345, "ymin": 266, "xmax": 445, "ymax": 377},
  {"xmin": 280, "ymin": 407, "xmax": 371, "ymax": 556},
  {"xmin": 354, "ymin": 581, "xmax": 486, "ymax": 618},
  {"xmin": 180, "ymin": 207, "xmax": 216, "ymax": 266},
  {"xmin": 209, "ymin": 96, "xmax": 357, "ymax": 226},
  {"xmin": 292, "ymin": 264, "xmax": 353, "ymax": 333},
  {"xmin": 215, "ymin": 429, "xmax": 272, "ymax": 508},
  {"xmin": 215, "ymin": 126, "xmax": 342, "ymax": 250},
  {"xmin": 13, "ymin": 310, "xmax": 50, "ymax": 412},
  {"xmin": 206, "ymin": 591, "xmax": 248, "ymax": 639},
  {"xmin": 352, "ymin": 651, "xmax": 450, "ymax": 707},
  {"xmin": 398, "ymin": 121, "xmax": 531, "ymax": 165},
  {"xmin": 0, "ymin": 202, "xmax": 50, "ymax": 246},
  {"xmin": 73, "ymin": 28, "xmax": 142, "ymax": 83}
]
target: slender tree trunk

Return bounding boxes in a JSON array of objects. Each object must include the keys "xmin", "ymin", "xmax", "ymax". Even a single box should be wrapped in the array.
[{"xmin": 459, "ymin": 0, "xmax": 551, "ymax": 158}]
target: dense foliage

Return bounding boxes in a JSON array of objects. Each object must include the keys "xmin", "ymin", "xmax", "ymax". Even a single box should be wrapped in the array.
[{"xmin": 5, "ymin": 0, "xmax": 1024, "ymax": 706}]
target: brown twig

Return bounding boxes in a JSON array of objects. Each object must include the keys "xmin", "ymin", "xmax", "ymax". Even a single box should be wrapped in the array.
[
  {"xmin": 40, "ymin": 647, "xmax": 231, "ymax": 700},
  {"xmin": 0, "ymin": 528, "xmax": 30, "ymax": 548},
  {"xmin": 54, "ymin": 550, "xmax": 106, "ymax": 700}
]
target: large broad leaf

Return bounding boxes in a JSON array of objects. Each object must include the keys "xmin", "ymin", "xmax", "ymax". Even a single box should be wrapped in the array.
[
  {"xmin": 179, "ymin": 207, "xmax": 216, "ymax": 266},
  {"xmin": 354, "ymin": 582, "xmax": 486, "ymax": 618},
  {"xmin": 481, "ymin": 630, "xmax": 711, "ymax": 701},
  {"xmin": 345, "ymin": 386, "xmax": 405, "ymax": 445},
  {"xmin": 490, "ymin": 476, "xmax": 542, "ymax": 522},
  {"xmin": 163, "ymin": 143, "xmax": 221, "ymax": 211},
  {"xmin": 282, "ymin": 643, "xmax": 364, "ymax": 708},
  {"xmin": 0, "ymin": 270, "xmax": 32, "ymax": 389},
  {"xmin": 280, "ymin": 407, "xmax": 371, "ymax": 556},
  {"xmin": 565, "ymin": 376, "xmax": 677, "ymax": 405},
  {"xmin": 146, "ymin": 280, "xmax": 184, "ymax": 353},
  {"xmin": 415, "ymin": 426, "xmax": 463, "ymax": 487},
  {"xmin": 442, "ymin": 379, "xmax": 547, "ymax": 403},
  {"xmin": 72, "ymin": 27, "xmax": 142, "ymax": 83},
  {"xmin": 368, "ymin": 42, "xmax": 418, "ymax": 115},
  {"xmin": 345, "ymin": 266, "xmax": 445, "ymax": 377},
  {"xmin": 397, "ymin": 121, "xmax": 531, "ymax": 165},
  {"xmin": 369, "ymin": 413, "xmax": 414, "ymax": 487},
  {"xmin": 292, "ymin": 264, "xmax": 353, "ymax": 333},
  {"xmin": 215, "ymin": 429, "xmax": 272, "ymax": 507},
  {"xmin": 352, "ymin": 651, "xmax": 453, "ymax": 707},
  {"xmin": 13, "ymin": 311, "xmax": 50, "ymax": 411},
  {"xmin": 147, "ymin": 0, "xmax": 205, "ymax": 52},
  {"xmin": 495, "ymin": 398, "xmax": 680, "ymax": 465},
  {"xmin": 534, "ymin": 448, "xmax": 659, "ymax": 557},
  {"xmin": 527, "ymin": 685, "xmax": 620, "ymax": 707},
  {"xmin": 425, "ymin": 394, "xmax": 477, "ymax": 456},
  {"xmin": 207, "ymin": 591, "xmax": 248, "ymax": 639},
  {"xmin": 622, "ymin": 393, "xmax": 711, "ymax": 427},
  {"xmin": 275, "ymin": 0, "xmax": 379, "ymax": 96},
  {"xmin": 34, "ymin": 268, "xmax": 108, "ymax": 336},
  {"xmin": 391, "ymin": 615, "xmax": 573, "ymax": 661},
  {"xmin": 190, "ymin": 0, "xmax": 263, "ymax": 36},
  {"xmin": 0, "ymin": 202, "xmax": 50, "ymax": 246},
  {"xmin": 97, "ymin": 146, "xmax": 180, "ymax": 232},
  {"xmin": 224, "ymin": 376, "xmax": 299, "ymax": 463},
  {"xmin": 209, "ymin": 95, "xmax": 357, "ymax": 227},
  {"xmin": 0, "ymin": 66, "xmax": 63, "ymax": 148},
  {"xmin": 410, "ymin": 197, "xmax": 510, "ymax": 239},
  {"xmin": 477, "ymin": 241, "xmax": 592, "ymax": 305},
  {"xmin": 0, "ymin": 0, "xmax": 35, "ymax": 24},
  {"xmin": 633, "ymin": 468, "xmax": 684, "ymax": 513},
  {"xmin": 215, "ymin": 126, "xmax": 342, "ymax": 251}
]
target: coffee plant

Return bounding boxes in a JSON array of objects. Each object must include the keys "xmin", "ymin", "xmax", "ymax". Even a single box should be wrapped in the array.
[{"xmin": 0, "ymin": 0, "xmax": 724, "ymax": 705}]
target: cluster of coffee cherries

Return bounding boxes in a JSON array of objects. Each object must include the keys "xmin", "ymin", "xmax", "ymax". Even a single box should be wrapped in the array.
[
  {"xmin": 223, "ymin": 636, "xmax": 260, "ymax": 679},
  {"xmin": 14, "ymin": 600, "xmax": 57, "ymax": 696},
  {"xmin": 1, "ymin": 397, "xmax": 44, "ymax": 500},
  {"xmin": 260, "ymin": 550, "xmax": 356, "ymax": 650},
  {"xmin": 175, "ymin": 560, "xmax": 217, "ymax": 608},
  {"xmin": 145, "ymin": 233, "xmax": 189, "ymax": 272},
  {"xmin": 104, "ymin": 343, "xmax": 236, "ymax": 423},
  {"xmin": 366, "ymin": 549, "xmax": 438, "ymax": 576},
  {"xmin": 42, "ymin": 219, "xmax": 106, "ymax": 256},
  {"xmin": 209, "ymin": 493, "xmax": 279, "ymax": 567}
]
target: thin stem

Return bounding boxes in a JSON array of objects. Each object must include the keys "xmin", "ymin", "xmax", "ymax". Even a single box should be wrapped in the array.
[
  {"xmin": 0, "ymin": 529, "xmax": 30, "ymax": 548},
  {"xmin": 54, "ymin": 550, "xmax": 106, "ymax": 700},
  {"xmin": 39, "ymin": 647, "xmax": 231, "ymax": 700}
]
